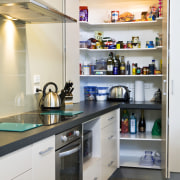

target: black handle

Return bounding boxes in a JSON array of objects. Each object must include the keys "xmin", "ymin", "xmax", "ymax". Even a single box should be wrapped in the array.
[{"xmin": 42, "ymin": 82, "xmax": 58, "ymax": 98}]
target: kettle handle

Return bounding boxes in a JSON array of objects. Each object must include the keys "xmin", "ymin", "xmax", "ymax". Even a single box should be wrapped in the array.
[{"xmin": 43, "ymin": 82, "xmax": 58, "ymax": 98}]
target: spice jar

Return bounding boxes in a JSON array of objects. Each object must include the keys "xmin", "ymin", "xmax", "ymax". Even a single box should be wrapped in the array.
[{"xmin": 136, "ymin": 67, "xmax": 141, "ymax": 75}]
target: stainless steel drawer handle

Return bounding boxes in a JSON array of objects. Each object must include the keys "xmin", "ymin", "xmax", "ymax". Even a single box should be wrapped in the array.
[
  {"xmin": 108, "ymin": 135, "xmax": 114, "ymax": 140},
  {"xmin": 108, "ymin": 116, "xmax": 114, "ymax": 121},
  {"xmin": 108, "ymin": 161, "xmax": 114, "ymax": 167},
  {"xmin": 39, "ymin": 147, "xmax": 54, "ymax": 155}
]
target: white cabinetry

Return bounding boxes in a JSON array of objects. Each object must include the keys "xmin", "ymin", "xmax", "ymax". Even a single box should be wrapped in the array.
[
  {"xmin": 0, "ymin": 135, "xmax": 55, "ymax": 180},
  {"xmin": 13, "ymin": 170, "xmax": 32, "ymax": 180},
  {"xmin": 0, "ymin": 145, "xmax": 32, "ymax": 180},
  {"xmin": 169, "ymin": 0, "xmax": 180, "ymax": 175},
  {"xmin": 32, "ymin": 135, "xmax": 55, "ymax": 180},
  {"xmin": 101, "ymin": 110, "xmax": 120, "ymax": 180},
  {"xmin": 83, "ymin": 109, "xmax": 120, "ymax": 180}
]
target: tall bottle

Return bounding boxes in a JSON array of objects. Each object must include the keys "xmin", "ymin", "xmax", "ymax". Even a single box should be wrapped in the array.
[
  {"xmin": 121, "ymin": 109, "xmax": 129, "ymax": 133},
  {"xmin": 129, "ymin": 113, "xmax": 137, "ymax": 134},
  {"xmin": 120, "ymin": 56, "xmax": 126, "ymax": 75},
  {"xmin": 138, "ymin": 110, "xmax": 146, "ymax": 133},
  {"xmin": 107, "ymin": 52, "xmax": 114, "ymax": 75},
  {"xmin": 113, "ymin": 54, "xmax": 120, "ymax": 75},
  {"xmin": 126, "ymin": 60, "xmax": 130, "ymax": 75}
]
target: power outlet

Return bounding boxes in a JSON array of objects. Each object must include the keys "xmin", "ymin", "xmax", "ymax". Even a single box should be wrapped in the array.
[
  {"xmin": 33, "ymin": 85, "xmax": 40, "ymax": 94},
  {"xmin": 33, "ymin": 75, "xmax": 40, "ymax": 84}
]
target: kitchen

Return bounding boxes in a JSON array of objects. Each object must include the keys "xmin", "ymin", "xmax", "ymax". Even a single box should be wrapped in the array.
[{"xmin": 0, "ymin": 0, "xmax": 179, "ymax": 180}]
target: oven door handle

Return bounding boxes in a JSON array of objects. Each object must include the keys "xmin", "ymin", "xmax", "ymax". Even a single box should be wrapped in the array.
[{"xmin": 59, "ymin": 145, "xmax": 80, "ymax": 158}]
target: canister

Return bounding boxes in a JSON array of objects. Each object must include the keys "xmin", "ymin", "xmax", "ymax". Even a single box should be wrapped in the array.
[
  {"xmin": 111, "ymin": 11, "xmax": 119, "ymax": 22},
  {"xmin": 132, "ymin": 36, "xmax": 139, "ymax": 43},
  {"xmin": 149, "ymin": 64, "xmax": 155, "ymax": 74}
]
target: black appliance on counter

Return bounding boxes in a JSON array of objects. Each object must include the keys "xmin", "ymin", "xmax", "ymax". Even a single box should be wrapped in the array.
[
  {"xmin": 83, "ymin": 130, "xmax": 92, "ymax": 162},
  {"xmin": 55, "ymin": 126, "xmax": 82, "ymax": 180}
]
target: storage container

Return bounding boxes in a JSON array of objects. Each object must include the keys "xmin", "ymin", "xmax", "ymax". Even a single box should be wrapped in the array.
[
  {"xmin": 84, "ymin": 86, "xmax": 97, "ymax": 100},
  {"xmin": 97, "ymin": 87, "xmax": 108, "ymax": 94},
  {"xmin": 96, "ymin": 93, "xmax": 107, "ymax": 101}
]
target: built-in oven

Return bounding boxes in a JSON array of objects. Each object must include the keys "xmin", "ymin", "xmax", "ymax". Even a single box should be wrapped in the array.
[{"xmin": 55, "ymin": 126, "xmax": 82, "ymax": 180}]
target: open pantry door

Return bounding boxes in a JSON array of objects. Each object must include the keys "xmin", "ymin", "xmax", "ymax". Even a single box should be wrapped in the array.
[{"xmin": 161, "ymin": 0, "xmax": 169, "ymax": 178}]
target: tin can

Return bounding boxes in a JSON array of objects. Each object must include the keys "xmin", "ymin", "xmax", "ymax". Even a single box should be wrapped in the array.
[
  {"xmin": 96, "ymin": 41, "xmax": 101, "ymax": 49},
  {"xmin": 127, "ymin": 41, "xmax": 132, "ymax": 48},
  {"xmin": 111, "ymin": 11, "xmax": 119, "ymax": 22},
  {"xmin": 149, "ymin": 64, "xmax": 155, "ymax": 74}
]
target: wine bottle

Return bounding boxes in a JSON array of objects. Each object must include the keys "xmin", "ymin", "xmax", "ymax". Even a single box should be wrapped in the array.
[
  {"xmin": 107, "ymin": 52, "xmax": 114, "ymax": 75},
  {"xmin": 138, "ymin": 110, "xmax": 146, "ymax": 133}
]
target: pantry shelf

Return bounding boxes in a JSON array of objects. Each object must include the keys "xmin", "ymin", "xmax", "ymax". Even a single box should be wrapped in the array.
[
  {"xmin": 80, "ymin": 18, "xmax": 162, "ymax": 28},
  {"xmin": 80, "ymin": 47, "xmax": 162, "ymax": 52},
  {"xmin": 120, "ymin": 155, "xmax": 161, "ymax": 169},
  {"xmin": 120, "ymin": 132, "xmax": 162, "ymax": 141},
  {"xmin": 80, "ymin": 75, "xmax": 162, "ymax": 77}
]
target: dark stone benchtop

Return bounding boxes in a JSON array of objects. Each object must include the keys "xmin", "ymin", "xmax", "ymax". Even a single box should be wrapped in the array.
[{"xmin": 0, "ymin": 101, "xmax": 161, "ymax": 157}]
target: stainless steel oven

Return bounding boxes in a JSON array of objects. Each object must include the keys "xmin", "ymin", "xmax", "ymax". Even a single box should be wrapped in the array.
[{"xmin": 55, "ymin": 126, "xmax": 82, "ymax": 180}]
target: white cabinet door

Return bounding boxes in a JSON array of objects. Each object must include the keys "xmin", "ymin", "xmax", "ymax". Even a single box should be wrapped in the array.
[
  {"xmin": 13, "ymin": 170, "xmax": 32, "ymax": 180},
  {"xmin": 101, "ymin": 109, "xmax": 120, "ymax": 179},
  {"xmin": 169, "ymin": 0, "xmax": 180, "ymax": 174},
  {"xmin": 0, "ymin": 145, "xmax": 32, "ymax": 180},
  {"xmin": 32, "ymin": 135, "xmax": 55, "ymax": 180}
]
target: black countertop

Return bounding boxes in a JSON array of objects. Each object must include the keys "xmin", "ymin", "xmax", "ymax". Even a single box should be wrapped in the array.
[{"xmin": 0, "ymin": 101, "xmax": 161, "ymax": 157}]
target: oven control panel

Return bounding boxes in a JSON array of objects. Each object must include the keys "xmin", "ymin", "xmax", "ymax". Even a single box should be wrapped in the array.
[{"xmin": 55, "ymin": 126, "xmax": 82, "ymax": 149}]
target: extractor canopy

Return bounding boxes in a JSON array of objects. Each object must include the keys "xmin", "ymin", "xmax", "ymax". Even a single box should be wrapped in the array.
[{"xmin": 0, "ymin": 0, "xmax": 77, "ymax": 23}]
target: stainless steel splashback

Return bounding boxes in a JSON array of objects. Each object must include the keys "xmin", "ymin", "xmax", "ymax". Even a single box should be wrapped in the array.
[{"xmin": 0, "ymin": 0, "xmax": 77, "ymax": 23}]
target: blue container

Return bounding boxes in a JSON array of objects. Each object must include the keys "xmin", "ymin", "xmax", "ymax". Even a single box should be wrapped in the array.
[{"xmin": 84, "ymin": 86, "xmax": 97, "ymax": 100}]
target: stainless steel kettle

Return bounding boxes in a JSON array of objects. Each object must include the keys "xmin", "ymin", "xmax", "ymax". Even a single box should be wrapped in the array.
[{"xmin": 42, "ymin": 82, "xmax": 60, "ymax": 109}]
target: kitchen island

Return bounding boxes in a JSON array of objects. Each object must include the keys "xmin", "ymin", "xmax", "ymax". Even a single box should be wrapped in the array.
[{"xmin": 0, "ymin": 100, "xmax": 161, "ymax": 157}]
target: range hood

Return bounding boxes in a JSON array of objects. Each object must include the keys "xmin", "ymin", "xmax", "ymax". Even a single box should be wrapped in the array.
[{"xmin": 0, "ymin": 0, "xmax": 77, "ymax": 23}]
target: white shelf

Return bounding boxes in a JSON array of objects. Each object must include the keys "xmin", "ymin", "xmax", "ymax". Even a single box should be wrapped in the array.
[
  {"xmin": 80, "ymin": 75, "xmax": 162, "ymax": 77},
  {"xmin": 120, "ymin": 132, "xmax": 162, "ymax": 141},
  {"xmin": 80, "ymin": 47, "xmax": 162, "ymax": 52},
  {"xmin": 120, "ymin": 155, "xmax": 161, "ymax": 169},
  {"xmin": 80, "ymin": 18, "xmax": 162, "ymax": 28}
]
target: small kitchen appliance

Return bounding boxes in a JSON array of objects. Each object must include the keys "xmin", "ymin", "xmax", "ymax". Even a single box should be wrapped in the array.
[{"xmin": 108, "ymin": 85, "xmax": 130, "ymax": 101}]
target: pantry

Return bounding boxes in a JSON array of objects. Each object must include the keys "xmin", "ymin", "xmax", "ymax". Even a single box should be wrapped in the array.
[{"xmin": 79, "ymin": 0, "xmax": 168, "ymax": 177}]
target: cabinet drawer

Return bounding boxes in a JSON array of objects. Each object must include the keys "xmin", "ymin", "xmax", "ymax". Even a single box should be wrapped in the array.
[
  {"xmin": 13, "ymin": 169, "xmax": 32, "ymax": 180},
  {"xmin": 101, "ymin": 123, "xmax": 117, "ymax": 159},
  {"xmin": 32, "ymin": 135, "xmax": 55, "ymax": 180},
  {"xmin": 101, "ymin": 110, "xmax": 117, "ymax": 129},
  {"xmin": 0, "ymin": 145, "xmax": 32, "ymax": 180}
]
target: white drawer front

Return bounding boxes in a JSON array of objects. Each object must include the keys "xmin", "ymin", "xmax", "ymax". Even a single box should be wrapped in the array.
[
  {"xmin": 101, "ymin": 110, "xmax": 117, "ymax": 129},
  {"xmin": 0, "ymin": 145, "xmax": 32, "ymax": 180}
]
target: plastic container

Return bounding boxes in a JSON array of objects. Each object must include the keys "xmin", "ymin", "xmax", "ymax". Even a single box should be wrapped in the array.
[
  {"xmin": 80, "ymin": 41, "xmax": 87, "ymax": 48},
  {"xmin": 96, "ymin": 93, "xmax": 107, "ymax": 101},
  {"xmin": 84, "ymin": 86, "xmax": 97, "ymax": 100},
  {"xmin": 140, "ymin": 151, "xmax": 154, "ymax": 166},
  {"xmin": 97, "ymin": 87, "xmax": 108, "ymax": 94}
]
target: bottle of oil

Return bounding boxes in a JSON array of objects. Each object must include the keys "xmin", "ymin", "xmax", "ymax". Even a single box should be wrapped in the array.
[
  {"xmin": 120, "ymin": 56, "xmax": 126, "ymax": 75},
  {"xmin": 107, "ymin": 52, "xmax": 114, "ymax": 75},
  {"xmin": 138, "ymin": 110, "xmax": 146, "ymax": 133},
  {"xmin": 113, "ymin": 54, "xmax": 120, "ymax": 75}
]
